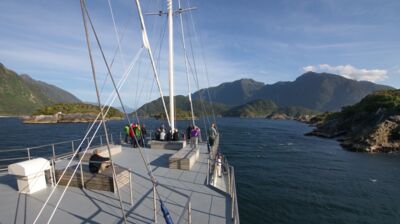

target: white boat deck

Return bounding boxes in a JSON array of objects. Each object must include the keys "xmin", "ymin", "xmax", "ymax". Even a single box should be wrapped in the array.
[{"xmin": 0, "ymin": 143, "xmax": 231, "ymax": 224}]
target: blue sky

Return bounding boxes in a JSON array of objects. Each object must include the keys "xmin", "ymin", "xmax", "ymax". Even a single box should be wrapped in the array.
[{"xmin": 1, "ymin": 0, "xmax": 400, "ymax": 108}]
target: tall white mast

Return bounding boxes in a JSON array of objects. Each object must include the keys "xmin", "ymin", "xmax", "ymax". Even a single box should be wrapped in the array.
[{"xmin": 167, "ymin": 0, "xmax": 175, "ymax": 131}]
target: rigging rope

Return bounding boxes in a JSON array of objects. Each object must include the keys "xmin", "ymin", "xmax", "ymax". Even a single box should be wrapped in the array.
[
  {"xmin": 178, "ymin": 0, "xmax": 196, "ymax": 127},
  {"xmin": 80, "ymin": 1, "xmax": 127, "ymax": 223},
  {"xmin": 135, "ymin": 0, "xmax": 171, "ymax": 127},
  {"xmin": 107, "ymin": 0, "xmax": 127, "ymax": 69},
  {"xmin": 33, "ymin": 45, "xmax": 144, "ymax": 224},
  {"xmin": 85, "ymin": 0, "xmax": 167, "ymax": 212},
  {"xmin": 182, "ymin": 0, "xmax": 216, "ymax": 143},
  {"xmin": 36, "ymin": 2, "xmax": 145, "ymax": 223},
  {"xmin": 187, "ymin": 0, "xmax": 217, "ymax": 124},
  {"xmin": 36, "ymin": 1, "xmax": 219, "ymax": 223},
  {"xmin": 99, "ymin": 15, "xmax": 132, "ymax": 96}
]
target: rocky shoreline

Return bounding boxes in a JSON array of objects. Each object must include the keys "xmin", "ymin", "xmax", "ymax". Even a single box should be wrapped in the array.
[
  {"xmin": 265, "ymin": 113, "xmax": 315, "ymax": 123},
  {"xmin": 22, "ymin": 113, "xmax": 122, "ymax": 124},
  {"xmin": 305, "ymin": 112, "xmax": 400, "ymax": 153}
]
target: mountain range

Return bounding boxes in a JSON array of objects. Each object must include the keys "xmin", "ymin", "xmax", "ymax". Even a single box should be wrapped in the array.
[
  {"xmin": 192, "ymin": 78, "xmax": 265, "ymax": 107},
  {"xmin": 192, "ymin": 72, "xmax": 393, "ymax": 112},
  {"xmin": 1, "ymin": 62, "xmax": 395, "ymax": 117},
  {"xmin": 0, "ymin": 63, "xmax": 81, "ymax": 115}
]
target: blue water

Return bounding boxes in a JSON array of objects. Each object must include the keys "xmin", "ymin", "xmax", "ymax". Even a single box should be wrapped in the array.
[{"xmin": 1, "ymin": 117, "xmax": 400, "ymax": 223}]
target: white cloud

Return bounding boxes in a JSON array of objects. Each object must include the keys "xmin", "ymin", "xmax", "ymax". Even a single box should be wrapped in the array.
[
  {"xmin": 302, "ymin": 64, "xmax": 388, "ymax": 82},
  {"xmin": 302, "ymin": 65, "xmax": 317, "ymax": 72}
]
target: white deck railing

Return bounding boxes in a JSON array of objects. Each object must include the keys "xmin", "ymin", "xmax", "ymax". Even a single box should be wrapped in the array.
[
  {"xmin": 207, "ymin": 135, "xmax": 240, "ymax": 224},
  {"xmin": 0, "ymin": 133, "xmax": 116, "ymax": 171}
]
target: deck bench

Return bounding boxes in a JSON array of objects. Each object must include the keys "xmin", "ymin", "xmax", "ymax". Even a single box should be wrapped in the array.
[
  {"xmin": 148, "ymin": 140, "xmax": 186, "ymax": 150},
  {"xmin": 51, "ymin": 164, "xmax": 130, "ymax": 192},
  {"xmin": 169, "ymin": 146, "xmax": 199, "ymax": 170}
]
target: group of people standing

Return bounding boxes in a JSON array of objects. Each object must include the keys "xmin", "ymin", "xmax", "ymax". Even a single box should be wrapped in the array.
[
  {"xmin": 124, "ymin": 123, "xmax": 147, "ymax": 148},
  {"xmin": 121, "ymin": 121, "xmax": 224, "ymax": 179},
  {"xmin": 123, "ymin": 122, "xmax": 218, "ymax": 150},
  {"xmin": 154, "ymin": 124, "xmax": 180, "ymax": 141}
]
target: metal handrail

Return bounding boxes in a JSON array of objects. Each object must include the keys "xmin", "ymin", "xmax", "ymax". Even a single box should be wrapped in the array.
[
  {"xmin": 0, "ymin": 156, "xmax": 29, "ymax": 162},
  {"xmin": 0, "ymin": 133, "xmax": 115, "ymax": 170},
  {"xmin": 207, "ymin": 134, "xmax": 240, "ymax": 223},
  {"xmin": 229, "ymin": 166, "xmax": 240, "ymax": 224},
  {"xmin": 0, "ymin": 148, "xmax": 30, "ymax": 153},
  {"xmin": 0, "ymin": 133, "xmax": 114, "ymax": 152},
  {"xmin": 176, "ymin": 195, "xmax": 192, "ymax": 224},
  {"xmin": 209, "ymin": 157, "xmax": 240, "ymax": 223}
]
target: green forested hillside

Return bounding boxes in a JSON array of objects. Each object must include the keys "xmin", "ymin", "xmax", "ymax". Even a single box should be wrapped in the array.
[
  {"xmin": 0, "ymin": 63, "xmax": 81, "ymax": 115},
  {"xmin": 34, "ymin": 103, "xmax": 123, "ymax": 118},
  {"xmin": 222, "ymin": 99, "xmax": 278, "ymax": 117},
  {"xmin": 222, "ymin": 99, "xmax": 318, "ymax": 118}
]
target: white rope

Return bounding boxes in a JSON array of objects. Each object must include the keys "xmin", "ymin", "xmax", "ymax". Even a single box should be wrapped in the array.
[
  {"xmin": 99, "ymin": 16, "xmax": 132, "ymax": 95},
  {"xmin": 33, "ymin": 49, "xmax": 143, "ymax": 224},
  {"xmin": 107, "ymin": 0, "xmax": 127, "ymax": 69},
  {"xmin": 41, "ymin": 55, "xmax": 139, "ymax": 223},
  {"xmin": 33, "ymin": 120, "xmax": 102, "ymax": 224},
  {"xmin": 45, "ymin": 121, "xmax": 106, "ymax": 224},
  {"xmin": 85, "ymin": 1, "xmax": 164, "ymax": 205},
  {"xmin": 82, "ymin": 2, "xmax": 128, "ymax": 222},
  {"xmin": 172, "ymin": 2, "xmax": 211, "ymax": 142},
  {"xmin": 187, "ymin": 0, "xmax": 216, "ymax": 124},
  {"xmin": 134, "ymin": 0, "xmax": 171, "ymax": 127},
  {"xmin": 86, "ymin": 0, "xmax": 156, "ymax": 188},
  {"xmin": 178, "ymin": 0, "xmax": 196, "ymax": 126}
]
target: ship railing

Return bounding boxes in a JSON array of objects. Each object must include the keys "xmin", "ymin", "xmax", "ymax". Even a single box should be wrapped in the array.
[
  {"xmin": 176, "ymin": 195, "xmax": 192, "ymax": 224},
  {"xmin": 227, "ymin": 164, "xmax": 240, "ymax": 224},
  {"xmin": 209, "ymin": 157, "xmax": 240, "ymax": 223},
  {"xmin": 207, "ymin": 134, "xmax": 219, "ymax": 185},
  {"xmin": 0, "ymin": 133, "xmax": 116, "ymax": 172},
  {"xmin": 207, "ymin": 136, "xmax": 240, "ymax": 223}
]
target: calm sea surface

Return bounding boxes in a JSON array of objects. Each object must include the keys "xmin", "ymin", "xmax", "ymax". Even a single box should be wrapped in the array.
[{"xmin": 1, "ymin": 117, "xmax": 399, "ymax": 224}]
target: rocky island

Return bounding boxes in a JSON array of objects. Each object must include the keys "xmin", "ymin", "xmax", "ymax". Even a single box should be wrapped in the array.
[
  {"xmin": 23, "ymin": 103, "xmax": 123, "ymax": 123},
  {"xmin": 306, "ymin": 90, "xmax": 400, "ymax": 153}
]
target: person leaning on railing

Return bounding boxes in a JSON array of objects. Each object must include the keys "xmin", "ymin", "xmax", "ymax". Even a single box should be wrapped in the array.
[
  {"xmin": 89, "ymin": 149, "xmax": 110, "ymax": 174},
  {"xmin": 208, "ymin": 123, "xmax": 218, "ymax": 147}
]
